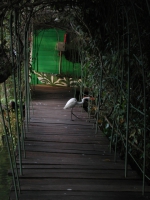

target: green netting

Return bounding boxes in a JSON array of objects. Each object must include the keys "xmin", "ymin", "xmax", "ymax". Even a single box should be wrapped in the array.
[{"xmin": 31, "ymin": 29, "xmax": 81, "ymax": 85}]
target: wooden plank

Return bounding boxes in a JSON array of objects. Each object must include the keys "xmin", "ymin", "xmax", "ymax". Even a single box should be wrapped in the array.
[
  {"xmin": 18, "ymin": 169, "xmax": 140, "ymax": 179},
  {"xmin": 24, "ymin": 142, "xmax": 110, "ymax": 151},
  {"xmin": 10, "ymin": 191, "xmax": 149, "ymax": 200},
  {"xmin": 9, "ymin": 86, "xmax": 150, "ymax": 200},
  {"xmin": 13, "ymin": 178, "xmax": 150, "ymax": 192},
  {"xmin": 24, "ymin": 148, "xmax": 111, "ymax": 156},
  {"xmin": 20, "ymin": 164, "xmax": 126, "ymax": 170},
  {"xmin": 25, "ymin": 136, "xmax": 106, "ymax": 143}
]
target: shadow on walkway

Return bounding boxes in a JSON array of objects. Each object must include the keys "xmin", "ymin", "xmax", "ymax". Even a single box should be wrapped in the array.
[{"xmin": 10, "ymin": 86, "xmax": 150, "ymax": 200}]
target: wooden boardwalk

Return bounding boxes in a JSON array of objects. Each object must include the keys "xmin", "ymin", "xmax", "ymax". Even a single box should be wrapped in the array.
[{"xmin": 10, "ymin": 86, "xmax": 150, "ymax": 200}]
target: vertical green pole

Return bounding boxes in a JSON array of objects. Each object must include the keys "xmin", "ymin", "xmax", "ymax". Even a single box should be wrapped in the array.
[
  {"xmin": 24, "ymin": 27, "xmax": 29, "ymax": 132},
  {"xmin": 125, "ymin": 9, "xmax": 130, "ymax": 178},
  {"xmin": 114, "ymin": 8, "xmax": 120, "ymax": 162},
  {"xmin": 26, "ymin": 30, "xmax": 30, "ymax": 124},
  {"xmin": 10, "ymin": 10, "xmax": 22, "ymax": 176},
  {"xmin": 130, "ymin": 1, "xmax": 146, "ymax": 194},
  {"xmin": 36, "ymin": 31, "xmax": 39, "ymax": 84},
  {"xmin": 24, "ymin": 10, "xmax": 33, "ymax": 132},
  {"xmin": 14, "ymin": 9, "xmax": 26, "ymax": 158},
  {"xmin": 19, "ymin": 63, "xmax": 26, "ymax": 157},
  {"xmin": 142, "ymin": 71, "xmax": 146, "ymax": 196},
  {"xmin": 12, "ymin": 70, "xmax": 23, "ymax": 176},
  {"xmin": 18, "ymin": 60, "xmax": 26, "ymax": 158},
  {"xmin": 110, "ymin": 120, "xmax": 115, "ymax": 153},
  {"xmin": 3, "ymin": 82, "xmax": 20, "ymax": 193},
  {"xmin": 32, "ymin": 30, "xmax": 36, "ymax": 85},
  {"xmin": 0, "ymin": 101, "xmax": 19, "ymax": 200},
  {"xmin": 114, "ymin": 131, "xmax": 118, "ymax": 162},
  {"xmin": 95, "ymin": 94, "xmax": 99, "ymax": 134},
  {"xmin": 95, "ymin": 56, "xmax": 103, "ymax": 134}
]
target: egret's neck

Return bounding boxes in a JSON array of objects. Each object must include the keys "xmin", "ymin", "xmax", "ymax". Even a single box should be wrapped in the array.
[{"xmin": 77, "ymin": 97, "xmax": 90, "ymax": 105}]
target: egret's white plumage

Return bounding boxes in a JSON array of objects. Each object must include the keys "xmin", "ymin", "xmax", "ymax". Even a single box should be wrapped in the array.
[
  {"xmin": 64, "ymin": 97, "xmax": 90, "ymax": 120},
  {"xmin": 63, "ymin": 98, "xmax": 77, "ymax": 109},
  {"xmin": 64, "ymin": 97, "xmax": 90, "ymax": 109}
]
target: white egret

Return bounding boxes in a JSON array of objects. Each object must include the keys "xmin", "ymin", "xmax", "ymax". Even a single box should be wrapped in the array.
[{"xmin": 63, "ymin": 97, "xmax": 91, "ymax": 120}]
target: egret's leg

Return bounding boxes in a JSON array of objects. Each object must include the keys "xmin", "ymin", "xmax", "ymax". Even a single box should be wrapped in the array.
[
  {"xmin": 71, "ymin": 108, "xmax": 80, "ymax": 120},
  {"xmin": 71, "ymin": 108, "xmax": 74, "ymax": 121}
]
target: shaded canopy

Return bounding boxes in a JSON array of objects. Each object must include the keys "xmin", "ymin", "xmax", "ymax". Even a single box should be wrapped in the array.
[{"xmin": 0, "ymin": 0, "xmax": 150, "ymax": 82}]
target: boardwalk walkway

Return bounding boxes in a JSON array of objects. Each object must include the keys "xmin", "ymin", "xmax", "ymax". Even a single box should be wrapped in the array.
[{"xmin": 10, "ymin": 86, "xmax": 149, "ymax": 200}]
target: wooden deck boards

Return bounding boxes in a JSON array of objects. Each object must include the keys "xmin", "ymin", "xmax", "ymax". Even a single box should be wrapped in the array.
[{"xmin": 9, "ymin": 86, "xmax": 150, "ymax": 200}]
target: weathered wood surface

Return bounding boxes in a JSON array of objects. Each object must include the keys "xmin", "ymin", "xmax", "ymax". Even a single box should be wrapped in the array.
[{"xmin": 10, "ymin": 86, "xmax": 150, "ymax": 200}]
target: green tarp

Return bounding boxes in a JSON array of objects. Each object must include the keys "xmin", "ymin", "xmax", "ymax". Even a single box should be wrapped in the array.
[{"xmin": 31, "ymin": 29, "xmax": 81, "ymax": 84}]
